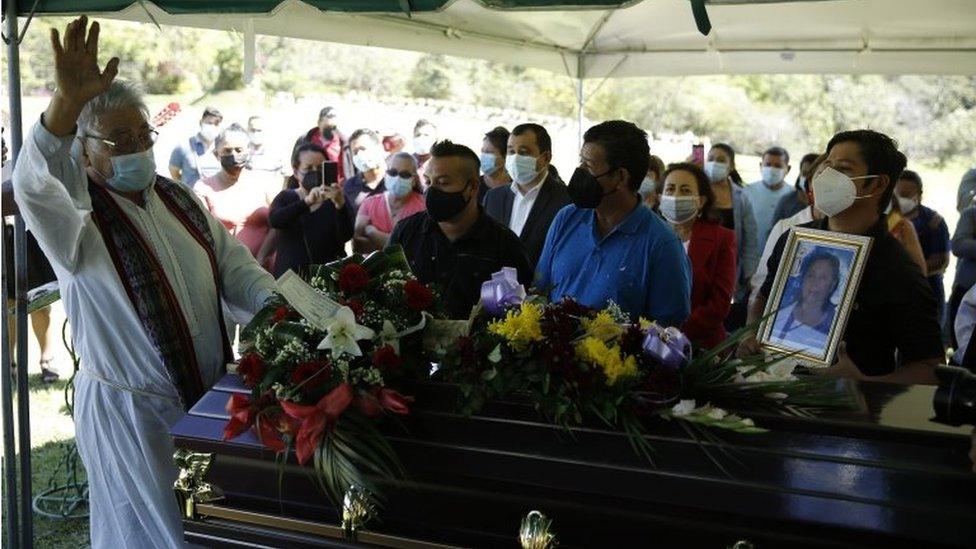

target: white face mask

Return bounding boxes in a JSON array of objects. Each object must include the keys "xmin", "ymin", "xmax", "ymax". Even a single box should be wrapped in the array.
[
  {"xmin": 704, "ymin": 161, "xmax": 729, "ymax": 183},
  {"xmin": 199, "ymin": 123, "xmax": 220, "ymax": 142},
  {"xmin": 761, "ymin": 166, "xmax": 787, "ymax": 187},
  {"xmin": 506, "ymin": 154, "xmax": 540, "ymax": 186},
  {"xmin": 660, "ymin": 195, "xmax": 700, "ymax": 224},
  {"xmin": 353, "ymin": 148, "xmax": 383, "ymax": 173},
  {"xmin": 896, "ymin": 195, "xmax": 919, "ymax": 214},
  {"xmin": 812, "ymin": 166, "xmax": 879, "ymax": 218},
  {"xmin": 414, "ymin": 135, "xmax": 435, "ymax": 155}
]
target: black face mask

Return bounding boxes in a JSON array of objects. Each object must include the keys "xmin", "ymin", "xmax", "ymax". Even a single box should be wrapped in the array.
[
  {"xmin": 300, "ymin": 170, "xmax": 322, "ymax": 190},
  {"xmin": 220, "ymin": 153, "xmax": 249, "ymax": 171},
  {"xmin": 426, "ymin": 181, "xmax": 472, "ymax": 222},
  {"xmin": 320, "ymin": 126, "xmax": 335, "ymax": 141},
  {"xmin": 568, "ymin": 167, "xmax": 618, "ymax": 209}
]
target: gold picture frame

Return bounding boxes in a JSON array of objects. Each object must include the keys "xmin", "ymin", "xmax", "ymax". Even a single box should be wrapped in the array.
[{"xmin": 758, "ymin": 227, "xmax": 873, "ymax": 368}]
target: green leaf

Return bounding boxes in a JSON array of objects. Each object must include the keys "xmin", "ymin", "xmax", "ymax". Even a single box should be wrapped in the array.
[{"xmin": 481, "ymin": 368, "xmax": 498, "ymax": 382}]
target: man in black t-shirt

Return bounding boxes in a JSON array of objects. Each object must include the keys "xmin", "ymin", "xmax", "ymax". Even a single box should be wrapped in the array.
[
  {"xmin": 389, "ymin": 140, "xmax": 532, "ymax": 319},
  {"xmin": 739, "ymin": 130, "xmax": 943, "ymax": 385}
]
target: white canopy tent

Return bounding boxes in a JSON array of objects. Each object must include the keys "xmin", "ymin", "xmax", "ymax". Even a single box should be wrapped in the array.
[{"xmin": 92, "ymin": 0, "xmax": 976, "ymax": 81}]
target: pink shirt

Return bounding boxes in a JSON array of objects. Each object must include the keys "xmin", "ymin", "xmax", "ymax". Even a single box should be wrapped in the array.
[
  {"xmin": 359, "ymin": 191, "xmax": 426, "ymax": 234},
  {"xmin": 196, "ymin": 170, "xmax": 277, "ymax": 269}
]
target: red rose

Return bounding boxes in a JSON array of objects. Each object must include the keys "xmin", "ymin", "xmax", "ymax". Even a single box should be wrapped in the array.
[
  {"xmin": 272, "ymin": 306, "xmax": 291, "ymax": 323},
  {"xmin": 372, "ymin": 345, "xmax": 402, "ymax": 371},
  {"xmin": 237, "ymin": 353, "xmax": 265, "ymax": 387},
  {"xmin": 404, "ymin": 280, "xmax": 434, "ymax": 311},
  {"xmin": 291, "ymin": 360, "xmax": 331, "ymax": 390},
  {"xmin": 338, "ymin": 263, "xmax": 370, "ymax": 294}
]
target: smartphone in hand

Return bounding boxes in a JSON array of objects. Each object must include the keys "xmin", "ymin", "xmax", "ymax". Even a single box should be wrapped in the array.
[{"xmin": 692, "ymin": 143, "xmax": 705, "ymax": 166}]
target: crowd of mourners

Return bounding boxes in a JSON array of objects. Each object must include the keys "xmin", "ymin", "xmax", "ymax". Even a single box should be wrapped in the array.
[
  {"xmin": 137, "ymin": 102, "xmax": 976, "ymax": 380},
  {"xmin": 6, "ymin": 18, "xmax": 976, "ymax": 548},
  {"xmin": 10, "ymin": 100, "xmax": 976, "ymax": 383}
]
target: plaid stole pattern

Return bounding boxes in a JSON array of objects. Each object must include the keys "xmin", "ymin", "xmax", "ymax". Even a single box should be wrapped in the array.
[{"xmin": 88, "ymin": 176, "xmax": 232, "ymax": 408}]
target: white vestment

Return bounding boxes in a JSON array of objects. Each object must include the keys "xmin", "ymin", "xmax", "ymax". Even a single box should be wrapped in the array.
[{"xmin": 13, "ymin": 119, "xmax": 276, "ymax": 548}]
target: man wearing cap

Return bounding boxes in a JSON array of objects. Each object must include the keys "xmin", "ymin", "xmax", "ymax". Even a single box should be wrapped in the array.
[
  {"xmin": 292, "ymin": 106, "xmax": 353, "ymax": 183},
  {"xmin": 168, "ymin": 105, "xmax": 223, "ymax": 188}
]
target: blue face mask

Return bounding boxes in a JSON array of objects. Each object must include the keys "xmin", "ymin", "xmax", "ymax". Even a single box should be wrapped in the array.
[
  {"xmin": 106, "ymin": 149, "xmax": 157, "ymax": 193},
  {"xmin": 386, "ymin": 174, "xmax": 414, "ymax": 198},
  {"xmin": 480, "ymin": 153, "xmax": 498, "ymax": 176}
]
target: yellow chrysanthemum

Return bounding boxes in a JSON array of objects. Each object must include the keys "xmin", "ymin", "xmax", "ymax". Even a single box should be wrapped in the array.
[
  {"xmin": 582, "ymin": 310, "xmax": 624, "ymax": 342},
  {"xmin": 638, "ymin": 317, "xmax": 653, "ymax": 331},
  {"xmin": 488, "ymin": 302, "xmax": 543, "ymax": 350},
  {"xmin": 575, "ymin": 336, "xmax": 638, "ymax": 386}
]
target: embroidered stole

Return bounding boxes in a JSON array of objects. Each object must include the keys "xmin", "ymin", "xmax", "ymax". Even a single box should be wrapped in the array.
[{"xmin": 88, "ymin": 176, "xmax": 232, "ymax": 408}]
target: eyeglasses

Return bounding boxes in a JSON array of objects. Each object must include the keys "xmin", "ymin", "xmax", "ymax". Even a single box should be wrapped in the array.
[
  {"xmin": 386, "ymin": 169, "xmax": 415, "ymax": 179},
  {"xmin": 83, "ymin": 127, "xmax": 158, "ymax": 155}
]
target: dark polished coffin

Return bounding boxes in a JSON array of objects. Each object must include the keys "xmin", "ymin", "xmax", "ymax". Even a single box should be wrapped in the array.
[{"xmin": 171, "ymin": 374, "xmax": 976, "ymax": 548}]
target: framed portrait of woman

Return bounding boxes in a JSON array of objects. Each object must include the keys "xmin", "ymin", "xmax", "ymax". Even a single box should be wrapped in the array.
[{"xmin": 758, "ymin": 227, "xmax": 873, "ymax": 368}]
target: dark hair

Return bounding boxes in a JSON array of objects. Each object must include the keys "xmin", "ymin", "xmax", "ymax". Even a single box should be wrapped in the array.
[
  {"xmin": 800, "ymin": 153, "xmax": 819, "ymax": 168},
  {"xmin": 710, "ymin": 142, "xmax": 743, "ymax": 186},
  {"xmin": 647, "ymin": 154, "xmax": 665, "ymax": 180},
  {"xmin": 799, "ymin": 250, "xmax": 841, "ymax": 310},
  {"xmin": 762, "ymin": 146, "xmax": 790, "ymax": 164},
  {"xmin": 319, "ymin": 106, "xmax": 336, "ymax": 120},
  {"xmin": 349, "ymin": 128, "xmax": 379, "ymax": 146},
  {"xmin": 511, "ymin": 123, "xmax": 552, "ymax": 154},
  {"xmin": 662, "ymin": 162, "xmax": 718, "ymax": 223},
  {"xmin": 430, "ymin": 139, "xmax": 480, "ymax": 180},
  {"xmin": 899, "ymin": 169, "xmax": 923, "ymax": 194},
  {"xmin": 202, "ymin": 106, "xmax": 222, "ymax": 120},
  {"xmin": 414, "ymin": 119, "xmax": 435, "ymax": 134},
  {"xmin": 484, "ymin": 126, "xmax": 510, "ymax": 156},
  {"xmin": 291, "ymin": 143, "xmax": 328, "ymax": 170},
  {"xmin": 826, "ymin": 129, "xmax": 907, "ymax": 214},
  {"xmin": 214, "ymin": 123, "xmax": 248, "ymax": 151},
  {"xmin": 583, "ymin": 120, "xmax": 650, "ymax": 191}
]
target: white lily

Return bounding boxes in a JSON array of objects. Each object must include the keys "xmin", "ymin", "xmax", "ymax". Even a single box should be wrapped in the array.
[
  {"xmin": 377, "ymin": 320, "xmax": 401, "ymax": 354},
  {"xmin": 671, "ymin": 399, "xmax": 697, "ymax": 417},
  {"xmin": 317, "ymin": 306, "xmax": 376, "ymax": 358}
]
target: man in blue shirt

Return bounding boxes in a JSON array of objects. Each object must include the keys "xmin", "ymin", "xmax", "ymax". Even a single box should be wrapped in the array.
[
  {"xmin": 743, "ymin": 146, "xmax": 794, "ymax": 250},
  {"xmin": 535, "ymin": 120, "xmax": 691, "ymax": 326},
  {"xmin": 168, "ymin": 106, "xmax": 223, "ymax": 187}
]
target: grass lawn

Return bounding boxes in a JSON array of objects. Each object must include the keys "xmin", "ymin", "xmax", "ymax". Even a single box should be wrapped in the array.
[{"xmin": 3, "ymin": 305, "xmax": 90, "ymax": 548}]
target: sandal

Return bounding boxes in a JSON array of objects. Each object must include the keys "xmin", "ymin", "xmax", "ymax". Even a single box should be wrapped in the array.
[{"xmin": 39, "ymin": 359, "xmax": 59, "ymax": 384}]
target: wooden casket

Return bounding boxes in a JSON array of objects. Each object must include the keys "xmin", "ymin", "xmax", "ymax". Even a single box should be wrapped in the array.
[{"xmin": 171, "ymin": 374, "xmax": 976, "ymax": 548}]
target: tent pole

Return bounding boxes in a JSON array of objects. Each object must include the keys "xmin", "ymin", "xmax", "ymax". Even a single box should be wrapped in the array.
[
  {"xmin": 5, "ymin": 4, "xmax": 33, "ymax": 547},
  {"xmin": 243, "ymin": 19, "xmax": 256, "ymax": 86},
  {"xmin": 576, "ymin": 56, "xmax": 584, "ymax": 148}
]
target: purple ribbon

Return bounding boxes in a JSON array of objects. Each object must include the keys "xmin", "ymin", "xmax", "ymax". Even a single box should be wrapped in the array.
[
  {"xmin": 480, "ymin": 267, "xmax": 527, "ymax": 317},
  {"xmin": 642, "ymin": 324, "xmax": 691, "ymax": 370}
]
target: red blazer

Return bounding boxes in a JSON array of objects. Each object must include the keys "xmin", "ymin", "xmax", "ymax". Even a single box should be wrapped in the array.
[{"xmin": 682, "ymin": 219, "xmax": 737, "ymax": 349}]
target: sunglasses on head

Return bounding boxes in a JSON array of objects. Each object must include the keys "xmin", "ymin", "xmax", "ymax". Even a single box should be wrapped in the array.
[{"xmin": 386, "ymin": 168, "xmax": 415, "ymax": 179}]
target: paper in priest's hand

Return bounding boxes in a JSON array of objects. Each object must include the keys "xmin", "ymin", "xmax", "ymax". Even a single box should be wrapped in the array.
[{"xmin": 275, "ymin": 270, "xmax": 341, "ymax": 331}]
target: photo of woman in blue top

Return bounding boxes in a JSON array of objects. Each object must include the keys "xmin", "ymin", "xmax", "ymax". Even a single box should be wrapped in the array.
[{"xmin": 770, "ymin": 249, "xmax": 843, "ymax": 355}]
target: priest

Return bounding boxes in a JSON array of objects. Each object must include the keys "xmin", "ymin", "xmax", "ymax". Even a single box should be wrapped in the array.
[{"xmin": 12, "ymin": 17, "xmax": 276, "ymax": 547}]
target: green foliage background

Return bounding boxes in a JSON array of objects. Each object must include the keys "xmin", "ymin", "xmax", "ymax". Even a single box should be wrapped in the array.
[{"xmin": 7, "ymin": 17, "xmax": 975, "ymax": 165}]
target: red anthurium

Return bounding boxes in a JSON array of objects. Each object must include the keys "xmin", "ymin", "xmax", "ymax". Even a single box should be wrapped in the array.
[
  {"xmin": 257, "ymin": 412, "xmax": 288, "ymax": 453},
  {"xmin": 354, "ymin": 391, "xmax": 384, "ymax": 419},
  {"xmin": 280, "ymin": 383, "xmax": 354, "ymax": 465},
  {"xmin": 223, "ymin": 394, "xmax": 256, "ymax": 441},
  {"xmin": 377, "ymin": 388, "xmax": 414, "ymax": 415}
]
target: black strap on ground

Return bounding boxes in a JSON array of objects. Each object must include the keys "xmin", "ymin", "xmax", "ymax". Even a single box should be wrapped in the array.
[{"xmin": 690, "ymin": 0, "xmax": 712, "ymax": 36}]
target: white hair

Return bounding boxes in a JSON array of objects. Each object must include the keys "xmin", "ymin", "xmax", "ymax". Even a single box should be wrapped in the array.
[
  {"xmin": 77, "ymin": 80, "xmax": 149, "ymax": 135},
  {"xmin": 214, "ymin": 123, "xmax": 250, "ymax": 151}
]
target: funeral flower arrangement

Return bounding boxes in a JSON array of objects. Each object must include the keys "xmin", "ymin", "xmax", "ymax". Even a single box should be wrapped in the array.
[
  {"xmin": 435, "ymin": 268, "xmax": 851, "ymax": 470},
  {"xmin": 224, "ymin": 247, "xmax": 438, "ymax": 505}
]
